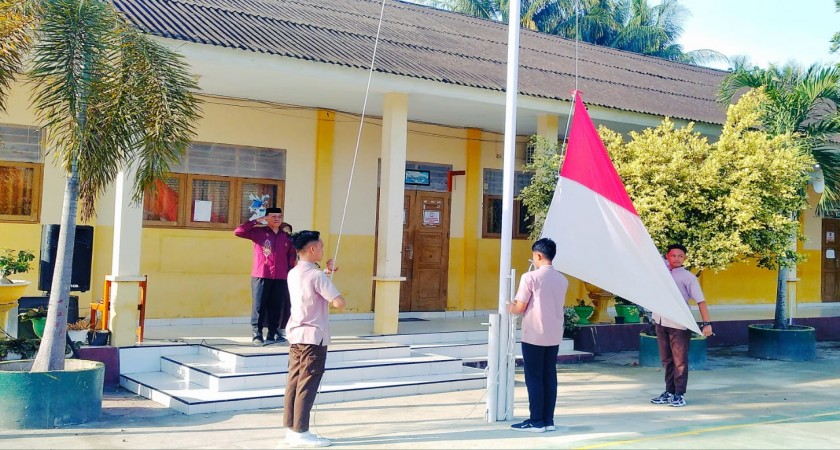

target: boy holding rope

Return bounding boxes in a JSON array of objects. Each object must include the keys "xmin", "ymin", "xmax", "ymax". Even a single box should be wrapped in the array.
[{"xmin": 284, "ymin": 230, "xmax": 345, "ymax": 448}]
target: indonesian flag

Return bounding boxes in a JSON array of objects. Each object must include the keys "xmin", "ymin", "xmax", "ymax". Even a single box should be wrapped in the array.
[{"xmin": 541, "ymin": 92, "xmax": 701, "ymax": 334}]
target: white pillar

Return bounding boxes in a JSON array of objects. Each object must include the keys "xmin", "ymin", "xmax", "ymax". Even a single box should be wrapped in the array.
[
  {"xmin": 108, "ymin": 166, "xmax": 145, "ymax": 346},
  {"xmin": 373, "ymin": 92, "xmax": 408, "ymax": 335}
]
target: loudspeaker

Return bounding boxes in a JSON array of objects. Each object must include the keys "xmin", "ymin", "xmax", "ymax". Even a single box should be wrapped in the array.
[
  {"xmin": 38, "ymin": 224, "xmax": 94, "ymax": 293},
  {"xmin": 17, "ymin": 295, "xmax": 79, "ymax": 339}
]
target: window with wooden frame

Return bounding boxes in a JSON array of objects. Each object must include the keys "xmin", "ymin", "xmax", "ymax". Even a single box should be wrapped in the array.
[
  {"xmin": 482, "ymin": 169, "xmax": 534, "ymax": 239},
  {"xmin": 0, "ymin": 162, "xmax": 42, "ymax": 223},
  {"xmin": 482, "ymin": 195, "xmax": 531, "ymax": 239},
  {"xmin": 142, "ymin": 141, "xmax": 287, "ymax": 229},
  {"xmin": 0, "ymin": 124, "xmax": 43, "ymax": 223}
]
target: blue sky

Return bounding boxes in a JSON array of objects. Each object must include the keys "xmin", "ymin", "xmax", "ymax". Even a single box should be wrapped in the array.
[{"xmin": 658, "ymin": 0, "xmax": 839, "ymax": 69}]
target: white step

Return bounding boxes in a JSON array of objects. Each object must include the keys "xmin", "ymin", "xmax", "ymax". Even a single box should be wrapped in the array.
[
  {"xmin": 160, "ymin": 351, "xmax": 466, "ymax": 391},
  {"xmin": 120, "ymin": 331, "xmax": 588, "ymax": 415},
  {"xmin": 121, "ymin": 365, "xmax": 486, "ymax": 415}
]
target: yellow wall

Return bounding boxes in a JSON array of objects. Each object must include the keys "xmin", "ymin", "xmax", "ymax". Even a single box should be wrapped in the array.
[{"xmin": 1, "ymin": 82, "xmax": 831, "ymax": 321}]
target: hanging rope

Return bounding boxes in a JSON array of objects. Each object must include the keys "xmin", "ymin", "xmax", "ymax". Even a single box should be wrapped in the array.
[
  {"xmin": 562, "ymin": 0, "xmax": 582, "ymax": 156},
  {"xmin": 330, "ymin": 0, "xmax": 388, "ymax": 277}
]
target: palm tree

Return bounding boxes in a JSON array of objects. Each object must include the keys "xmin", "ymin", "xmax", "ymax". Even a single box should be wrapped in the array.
[
  {"xmin": 417, "ymin": 0, "xmax": 558, "ymax": 32},
  {"xmin": 415, "ymin": 0, "xmax": 725, "ymax": 66},
  {"xmin": 719, "ymin": 62, "xmax": 840, "ymax": 329},
  {"xmin": 0, "ymin": 0, "xmax": 201, "ymax": 371}
]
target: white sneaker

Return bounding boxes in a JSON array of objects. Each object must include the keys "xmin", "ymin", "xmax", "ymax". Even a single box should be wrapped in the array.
[
  {"xmin": 288, "ymin": 431, "xmax": 331, "ymax": 448},
  {"xmin": 285, "ymin": 430, "xmax": 301, "ymax": 444}
]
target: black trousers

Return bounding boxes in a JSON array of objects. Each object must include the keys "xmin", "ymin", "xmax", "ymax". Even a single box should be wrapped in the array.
[
  {"xmin": 521, "ymin": 342, "xmax": 559, "ymax": 428},
  {"xmin": 250, "ymin": 277, "xmax": 291, "ymax": 332}
]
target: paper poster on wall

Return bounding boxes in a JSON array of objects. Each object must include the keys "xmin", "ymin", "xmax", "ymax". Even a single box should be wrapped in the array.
[
  {"xmin": 423, "ymin": 210, "xmax": 441, "ymax": 226},
  {"xmin": 828, "ymin": 231, "xmax": 836, "ymax": 243},
  {"xmin": 194, "ymin": 200, "xmax": 212, "ymax": 222},
  {"xmin": 827, "ymin": 248, "xmax": 836, "ymax": 259}
]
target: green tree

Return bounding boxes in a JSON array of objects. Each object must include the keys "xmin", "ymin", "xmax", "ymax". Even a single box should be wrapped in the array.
[
  {"xmin": 719, "ymin": 62, "xmax": 840, "ymax": 329},
  {"xmin": 521, "ymin": 91, "xmax": 811, "ymax": 278},
  {"xmin": 519, "ymin": 135, "xmax": 562, "ymax": 239},
  {"xmin": 0, "ymin": 0, "xmax": 201, "ymax": 371},
  {"xmin": 414, "ymin": 0, "xmax": 726, "ymax": 65}
]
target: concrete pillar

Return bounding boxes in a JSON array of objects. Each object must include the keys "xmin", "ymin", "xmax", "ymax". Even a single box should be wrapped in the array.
[
  {"xmin": 373, "ymin": 93, "xmax": 408, "ymax": 335},
  {"xmin": 460, "ymin": 128, "xmax": 482, "ymax": 310},
  {"xmin": 107, "ymin": 166, "xmax": 145, "ymax": 346},
  {"xmin": 536, "ymin": 114, "xmax": 559, "ymax": 145},
  {"xmin": 314, "ymin": 110, "xmax": 335, "ymax": 251}
]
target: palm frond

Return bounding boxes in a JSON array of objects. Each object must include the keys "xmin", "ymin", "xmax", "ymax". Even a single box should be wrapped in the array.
[
  {"xmin": 115, "ymin": 23, "xmax": 201, "ymax": 205},
  {"xmin": 0, "ymin": 0, "xmax": 39, "ymax": 111}
]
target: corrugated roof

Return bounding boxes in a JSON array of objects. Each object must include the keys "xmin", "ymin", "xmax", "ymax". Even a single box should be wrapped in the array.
[{"xmin": 113, "ymin": 0, "xmax": 728, "ymax": 124}]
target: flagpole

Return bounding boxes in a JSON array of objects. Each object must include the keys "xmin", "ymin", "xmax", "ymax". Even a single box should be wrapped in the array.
[{"xmin": 487, "ymin": 0, "xmax": 521, "ymax": 423}]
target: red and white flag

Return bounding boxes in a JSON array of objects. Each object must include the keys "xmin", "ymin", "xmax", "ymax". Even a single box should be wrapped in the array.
[{"xmin": 541, "ymin": 92, "xmax": 700, "ymax": 334}]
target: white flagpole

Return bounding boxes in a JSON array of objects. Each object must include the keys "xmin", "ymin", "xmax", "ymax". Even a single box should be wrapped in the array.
[{"xmin": 487, "ymin": 0, "xmax": 521, "ymax": 423}]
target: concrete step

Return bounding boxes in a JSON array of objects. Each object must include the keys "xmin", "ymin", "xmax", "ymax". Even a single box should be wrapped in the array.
[
  {"xmin": 461, "ymin": 350, "xmax": 595, "ymax": 368},
  {"xmin": 160, "ymin": 351, "xmax": 466, "ymax": 391},
  {"xmin": 121, "ymin": 365, "xmax": 486, "ymax": 415},
  {"xmin": 411, "ymin": 338, "xmax": 574, "ymax": 359}
]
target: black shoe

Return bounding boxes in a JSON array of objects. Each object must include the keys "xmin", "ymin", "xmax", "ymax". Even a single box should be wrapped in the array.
[
  {"xmin": 511, "ymin": 420, "xmax": 545, "ymax": 433},
  {"xmin": 266, "ymin": 331, "xmax": 286, "ymax": 344},
  {"xmin": 650, "ymin": 391, "xmax": 673, "ymax": 405},
  {"xmin": 252, "ymin": 331, "xmax": 264, "ymax": 346}
]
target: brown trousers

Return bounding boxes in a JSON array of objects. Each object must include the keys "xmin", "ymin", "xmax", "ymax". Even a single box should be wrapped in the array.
[
  {"xmin": 283, "ymin": 343, "xmax": 328, "ymax": 432},
  {"xmin": 655, "ymin": 324, "xmax": 692, "ymax": 395}
]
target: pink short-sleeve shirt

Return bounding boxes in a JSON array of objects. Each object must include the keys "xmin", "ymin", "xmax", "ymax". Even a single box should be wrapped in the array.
[
  {"xmin": 515, "ymin": 265, "xmax": 569, "ymax": 346},
  {"xmin": 286, "ymin": 261, "xmax": 342, "ymax": 346},
  {"xmin": 653, "ymin": 266, "xmax": 706, "ymax": 330}
]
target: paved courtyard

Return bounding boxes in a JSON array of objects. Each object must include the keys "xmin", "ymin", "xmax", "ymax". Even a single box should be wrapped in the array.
[{"xmin": 3, "ymin": 342, "xmax": 840, "ymax": 449}]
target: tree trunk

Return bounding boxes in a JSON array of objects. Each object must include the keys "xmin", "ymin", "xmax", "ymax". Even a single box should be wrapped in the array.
[
  {"xmin": 773, "ymin": 266, "xmax": 788, "ymax": 330},
  {"xmin": 30, "ymin": 161, "xmax": 79, "ymax": 372}
]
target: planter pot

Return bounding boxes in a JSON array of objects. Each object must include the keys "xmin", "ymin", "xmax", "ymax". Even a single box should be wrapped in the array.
[
  {"xmin": 67, "ymin": 330, "xmax": 88, "ymax": 346},
  {"xmin": 639, "ymin": 332, "xmax": 707, "ymax": 370},
  {"xmin": 88, "ymin": 330, "xmax": 110, "ymax": 346},
  {"xmin": 31, "ymin": 317, "xmax": 46, "ymax": 338},
  {"xmin": 615, "ymin": 305, "xmax": 640, "ymax": 323},
  {"xmin": 573, "ymin": 306, "xmax": 594, "ymax": 325},
  {"xmin": 1, "ymin": 351, "xmax": 22, "ymax": 361},
  {"xmin": 0, "ymin": 281, "xmax": 30, "ymax": 322},
  {"xmin": 0, "ymin": 280, "xmax": 30, "ymax": 304},
  {"xmin": 0, "ymin": 359, "xmax": 104, "ymax": 429},
  {"xmin": 748, "ymin": 324, "xmax": 816, "ymax": 361}
]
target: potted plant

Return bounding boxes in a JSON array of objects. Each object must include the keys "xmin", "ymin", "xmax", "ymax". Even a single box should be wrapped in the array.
[
  {"xmin": 0, "ymin": 249, "xmax": 35, "ymax": 306},
  {"xmin": 19, "ymin": 307, "xmax": 49, "ymax": 338},
  {"xmin": 563, "ymin": 307, "xmax": 581, "ymax": 339},
  {"xmin": 0, "ymin": 337, "xmax": 40, "ymax": 361},
  {"xmin": 67, "ymin": 319, "xmax": 90, "ymax": 348},
  {"xmin": 572, "ymin": 299, "xmax": 595, "ymax": 325},
  {"xmin": 613, "ymin": 296, "xmax": 640, "ymax": 324}
]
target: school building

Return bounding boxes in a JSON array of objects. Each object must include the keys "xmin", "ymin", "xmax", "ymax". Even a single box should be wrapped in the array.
[{"xmin": 0, "ymin": 0, "xmax": 832, "ymax": 345}]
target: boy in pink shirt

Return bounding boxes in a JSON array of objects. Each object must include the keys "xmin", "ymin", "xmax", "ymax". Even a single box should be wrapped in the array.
[
  {"xmin": 508, "ymin": 238, "xmax": 569, "ymax": 433},
  {"xmin": 284, "ymin": 230, "xmax": 345, "ymax": 448}
]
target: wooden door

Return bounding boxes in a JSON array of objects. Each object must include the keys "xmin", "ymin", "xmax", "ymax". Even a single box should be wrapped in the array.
[
  {"xmin": 400, "ymin": 190, "xmax": 450, "ymax": 311},
  {"xmin": 399, "ymin": 193, "xmax": 413, "ymax": 311},
  {"xmin": 822, "ymin": 219, "xmax": 840, "ymax": 302}
]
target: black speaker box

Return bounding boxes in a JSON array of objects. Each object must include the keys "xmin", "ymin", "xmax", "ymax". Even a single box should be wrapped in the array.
[
  {"xmin": 38, "ymin": 224, "xmax": 94, "ymax": 293},
  {"xmin": 16, "ymin": 295, "xmax": 79, "ymax": 339}
]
